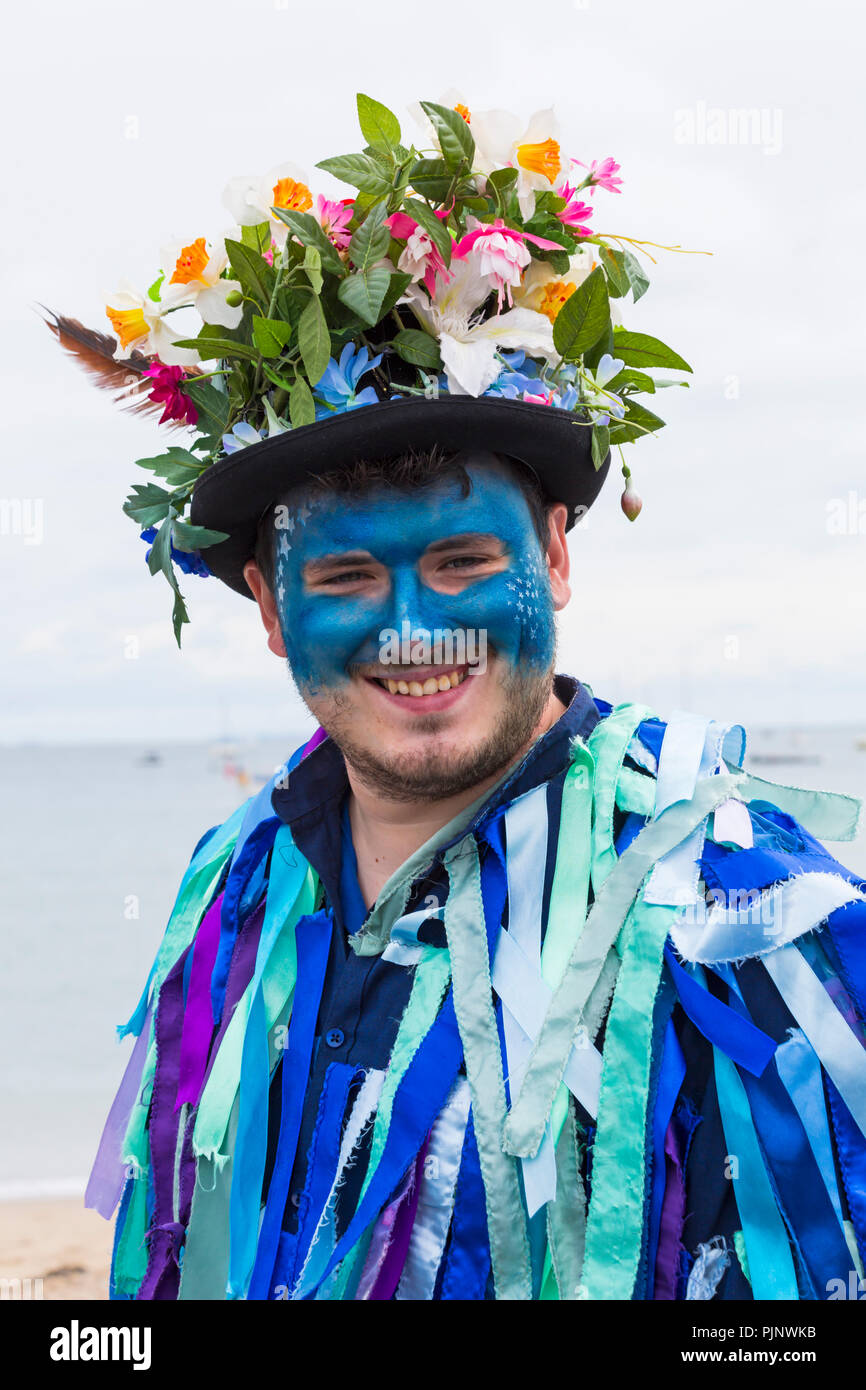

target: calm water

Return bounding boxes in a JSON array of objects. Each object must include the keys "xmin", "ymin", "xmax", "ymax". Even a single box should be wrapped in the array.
[{"xmin": 2, "ymin": 725, "xmax": 865, "ymax": 1197}]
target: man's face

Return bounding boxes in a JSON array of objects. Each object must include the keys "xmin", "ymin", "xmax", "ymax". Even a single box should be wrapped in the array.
[{"xmin": 251, "ymin": 455, "xmax": 570, "ymax": 800}]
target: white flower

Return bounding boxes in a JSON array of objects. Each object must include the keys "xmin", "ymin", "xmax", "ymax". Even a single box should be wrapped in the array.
[
  {"xmin": 159, "ymin": 236, "xmax": 243, "ymax": 330},
  {"xmin": 468, "ymin": 107, "xmax": 563, "ymax": 219},
  {"xmin": 403, "ymin": 257, "xmax": 555, "ymax": 397},
  {"xmin": 104, "ymin": 280, "xmax": 200, "ymax": 367},
  {"xmin": 222, "ymin": 162, "xmax": 313, "ymax": 246}
]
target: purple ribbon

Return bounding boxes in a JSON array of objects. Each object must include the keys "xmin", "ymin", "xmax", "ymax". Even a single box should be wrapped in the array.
[
  {"xmin": 365, "ymin": 1141, "xmax": 429, "ymax": 1301},
  {"xmin": 176, "ymin": 892, "xmax": 225, "ymax": 1110},
  {"xmin": 301, "ymin": 726, "xmax": 328, "ymax": 759},
  {"xmin": 653, "ymin": 1116, "xmax": 687, "ymax": 1299},
  {"xmin": 85, "ymin": 1004, "xmax": 153, "ymax": 1220}
]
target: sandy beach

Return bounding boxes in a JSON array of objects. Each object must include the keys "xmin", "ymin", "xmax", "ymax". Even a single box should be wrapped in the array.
[{"xmin": 0, "ymin": 1199, "xmax": 112, "ymax": 1300}]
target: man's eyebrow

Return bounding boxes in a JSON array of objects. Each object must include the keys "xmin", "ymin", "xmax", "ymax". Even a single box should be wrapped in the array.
[
  {"xmin": 424, "ymin": 533, "xmax": 503, "ymax": 554},
  {"xmin": 303, "ymin": 550, "xmax": 376, "ymax": 577}
]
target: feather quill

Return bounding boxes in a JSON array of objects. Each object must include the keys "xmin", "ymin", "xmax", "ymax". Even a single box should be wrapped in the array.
[{"xmin": 40, "ymin": 306, "xmax": 196, "ymax": 426}]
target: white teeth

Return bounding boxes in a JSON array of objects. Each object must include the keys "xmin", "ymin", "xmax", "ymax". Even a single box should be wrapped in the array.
[{"xmin": 380, "ymin": 669, "xmax": 467, "ymax": 696}]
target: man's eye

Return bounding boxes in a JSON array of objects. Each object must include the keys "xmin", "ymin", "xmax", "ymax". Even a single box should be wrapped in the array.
[
  {"xmin": 319, "ymin": 570, "xmax": 371, "ymax": 585},
  {"xmin": 441, "ymin": 555, "xmax": 492, "ymax": 571}
]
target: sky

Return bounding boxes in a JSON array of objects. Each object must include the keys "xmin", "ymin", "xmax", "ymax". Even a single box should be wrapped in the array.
[{"xmin": 2, "ymin": 0, "xmax": 864, "ymax": 743}]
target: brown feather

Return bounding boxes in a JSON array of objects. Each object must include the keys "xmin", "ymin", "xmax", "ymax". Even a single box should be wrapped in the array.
[{"xmin": 39, "ymin": 306, "xmax": 199, "ymax": 429}]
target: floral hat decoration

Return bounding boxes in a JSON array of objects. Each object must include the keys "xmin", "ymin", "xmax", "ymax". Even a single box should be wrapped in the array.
[{"xmin": 46, "ymin": 91, "xmax": 694, "ymax": 643}]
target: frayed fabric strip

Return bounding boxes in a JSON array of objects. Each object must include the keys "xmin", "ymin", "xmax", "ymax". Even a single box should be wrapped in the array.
[
  {"xmin": 503, "ymin": 770, "xmax": 748, "ymax": 1159},
  {"xmin": 670, "ymin": 870, "xmax": 866, "ymax": 965}
]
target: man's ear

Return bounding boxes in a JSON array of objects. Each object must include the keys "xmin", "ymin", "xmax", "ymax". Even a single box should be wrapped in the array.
[
  {"xmin": 243, "ymin": 560, "xmax": 287, "ymax": 658},
  {"xmin": 545, "ymin": 503, "xmax": 571, "ymax": 611}
]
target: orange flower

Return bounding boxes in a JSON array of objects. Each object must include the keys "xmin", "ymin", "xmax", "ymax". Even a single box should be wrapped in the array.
[
  {"xmin": 454, "ymin": 103, "xmax": 471, "ymax": 124},
  {"xmin": 536, "ymin": 279, "xmax": 576, "ymax": 323},
  {"xmin": 105, "ymin": 304, "xmax": 149, "ymax": 350},
  {"xmin": 272, "ymin": 177, "xmax": 312, "ymax": 213},
  {"xmin": 169, "ymin": 237, "xmax": 210, "ymax": 286},
  {"xmin": 516, "ymin": 137, "xmax": 561, "ymax": 184}
]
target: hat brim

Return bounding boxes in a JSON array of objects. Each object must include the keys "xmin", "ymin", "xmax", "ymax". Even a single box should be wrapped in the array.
[{"xmin": 190, "ymin": 396, "xmax": 610, "ymax": 597}]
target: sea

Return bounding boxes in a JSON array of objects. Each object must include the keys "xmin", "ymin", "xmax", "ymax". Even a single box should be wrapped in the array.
[{"xmin": 2, "ymin": 725, "xmax": 866, "ymax": 1201}]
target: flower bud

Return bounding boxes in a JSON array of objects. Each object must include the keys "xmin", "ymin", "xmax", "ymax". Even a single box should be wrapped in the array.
[
  {"xmin": 225, "ymin": 289, "xmax": 243, "ymax": 307},
  {"xmin": 621, "ymin": 485, "xmax": 643, "ymax": 521}
]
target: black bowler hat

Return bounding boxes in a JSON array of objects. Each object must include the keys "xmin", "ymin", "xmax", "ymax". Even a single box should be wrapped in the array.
[{"xmin": 190, "ymin": 395, "xmax": 610, "ymax": 598}]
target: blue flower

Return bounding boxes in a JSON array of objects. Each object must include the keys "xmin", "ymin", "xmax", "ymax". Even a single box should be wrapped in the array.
[
  {"xmin": 140, "ymin": 527, "xmax": 212, "ymax": 579},
  {"xmin": 313, "ymin": 343, "xmax": 382, "ymax": 415}
]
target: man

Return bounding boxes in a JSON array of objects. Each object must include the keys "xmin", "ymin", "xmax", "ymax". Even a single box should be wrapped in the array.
[{"xmin": 64, "ymin": 94, "xmax": 866, "ymax": 1301}]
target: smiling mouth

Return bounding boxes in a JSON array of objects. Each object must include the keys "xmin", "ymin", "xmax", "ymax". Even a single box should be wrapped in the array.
[{"xmin": 367, "ymin": 666, "xmax": 470, "ymax": 698}]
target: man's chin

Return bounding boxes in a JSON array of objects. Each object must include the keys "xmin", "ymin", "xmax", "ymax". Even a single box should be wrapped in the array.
[{"xmin": 303, "ymin": 660, "xmax": 554, "ymax": 803}]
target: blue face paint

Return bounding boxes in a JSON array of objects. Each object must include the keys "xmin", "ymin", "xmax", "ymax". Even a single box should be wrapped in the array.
[{"xmin": 272, "ymin": 458, "xmax": 555, "ymax": 696}]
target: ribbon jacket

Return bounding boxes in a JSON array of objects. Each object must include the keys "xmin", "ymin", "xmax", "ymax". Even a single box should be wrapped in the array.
[{"xmin": 89, "ymin": 677, "xmax": 866, "ymax": 1300}]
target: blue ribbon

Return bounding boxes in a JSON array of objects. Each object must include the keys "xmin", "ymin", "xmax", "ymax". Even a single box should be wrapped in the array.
[
  {"xmin": 664, "ymin": 945, "xmax": 777, "ymax": 1077},
  {"xmin": 644, "ymin": 1017, "xmax": 686, "ymax": 1299},
  {"xmin": 440, "ymin": 1113, "xmax": 491, "ymax": 1299},
  {"xmin": 825, "ymin": 1074, "xmax": 866, "ymax": 1271},
  {"xmin": 211, "ymin": 816, "xmax": 280, "ymax": 1025},
  {"xmin": 287, "ymin": 1062, "xmax": 359, "ymax": 1293},
  {"xmin": 247, "ymin": 908, "xmax": 333, "ymax": 1301}
]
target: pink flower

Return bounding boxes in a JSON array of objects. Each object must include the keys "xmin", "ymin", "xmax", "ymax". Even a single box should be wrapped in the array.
[
  {"xmin": 453, "ymin": 217, "xmax": 565, "ymax": 310},
  {"xmin": 576, "ymin": 156, "xmax": 623, "ymax": 196},
  {"xmin": 555, "ymin": 182, "xmax": 595, "ymax": 236},
  {"xmin": 316, "ymin": 194, "xmax": 353, "ymax": 250},
  {"xmin": 522, "ymin": 389, "xmax": 553, "ymax": 405},
  {"xmin": 386, "ymin": 209, "xmax": 452, "ymax": 295},
  {"xmin": 143, "ymin": 362, "xmax": 198, "ymax": 427}
]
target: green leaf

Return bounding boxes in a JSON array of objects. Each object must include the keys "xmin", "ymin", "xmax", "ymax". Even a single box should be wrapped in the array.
[
  {"xmin": 240, "ymin": 222, "xmax": 272, "ymax": 253},
  {"xmin": 336, "ymin": 267, "xmax": 391, "ymax": 326},
  {"xmin": 224, "ymin": 238, "xmax": 276, "ymax": 308},
  {"xmin": 404, "ymin": 198, "xmax": 452, "ymax": 265},
  {"xmin": 134, "ymin": 447, "xmax": 207, "ymax": 487},
  {"xmin": 378, "ymin": 270, "xmax": 413, "ymax": 319},
  {"xmin": 315, "ymin": 152, "xmax": 393, "ymax": 197},
  {"xmin": 609, "ymin": 400, "xmax": 666, "ymax": 444},
  {"xmin": 622, "ymin": 249, "xmax": 650, "ymax": 302},
  {"xmin": 532, "ymin": 189, "xmax": 568, "ymax": 215},
  {"xmin": 487, "ymin": 167, "xmax": 518, "ymax": 195},
  {"xmin": 303, "ymin": 244, "xmax": 323, "ymax": 294},
  {"xmin": 597, "ymin": 244, "xmax": 631, "ymax": 299},
  {"xmin": 298, "ymin": 294, "xmax": 331, "ymax": 384},
  {"xmin": 183, "ymin": 378, "xmax": 231, "ymax": 436},
  {"xmin": 391, "ymin": 329, "xmax": 442, "ymax": 369},
  {"xmin": 123, "ymin": 482, "xmax": 173, "ymax": 527},
  {"xmin": 252, "ymin": 315, "xmax": 294, "ymax": 358},
  {"xmin": 348, "ymin": 201, "xmax": 391, "ymax": 274},
  {"xmin": 147, "ymin": 271, "xmax": 164, "ymax": 303},
  {"xmin": 419, "ymin": 101, "xmax": 474, "ymax": 171},
  {"xmin": 357, "ymin": 93, "xmax": 401, "ymax": 149},
  {"xmin": 172, "ymin": 518, "xmax": 229, "ymax": 550},
  {"xmin": 170, "ymin": 336, "xmax": 259, "ymax": 363},
  {"xmin": 591, "ymin": 422, "xmax": 610, "ymax": 471},
  {"xmin": 552, "ymin": 267, "xmax": 611, "ymax": 360},
  {"xmin": 271, "ymin": 208, "xmax": 346, "ymax": 277},
  {"xmin": 407, "ymin": 158, "xmax": 452, "ymax": 202},
  {"xmin": 605, "ymin": 367, "xmax": 656, "ymax": 395},
  {"xmin": 289, "ymin": 376, "xmax": 316, "ymax": 428},
  {"xmin": 612, "ymin": 330, "xmax": 692, "ymax": 372}
]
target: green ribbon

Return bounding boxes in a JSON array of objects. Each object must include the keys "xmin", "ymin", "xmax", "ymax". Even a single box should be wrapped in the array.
[
  {"xmin": 443, "ymin": 837, "xmax": 532, "ymax": 1300},
  {"xmin": 503, "ymin": 769, "xmax": 749, "ymax": 1159},
  {"xmin": 579, "ymin": 895, "xmax": 681, "ymax": 1299}
]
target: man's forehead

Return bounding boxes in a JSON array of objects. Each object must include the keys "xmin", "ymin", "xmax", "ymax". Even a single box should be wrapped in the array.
[{"xmin": 280, "ymin": 453, "xmax": 532, "ymax": 553}]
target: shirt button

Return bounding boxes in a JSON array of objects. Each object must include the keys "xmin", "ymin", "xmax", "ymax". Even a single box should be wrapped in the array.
[
  {"xmin": 290, "ymin": 1191, "xmax": 301, "ymax": 1208},
  {"xmin": 325, "ymin": 1028, "xmax": 344, "ymax": 1049}
]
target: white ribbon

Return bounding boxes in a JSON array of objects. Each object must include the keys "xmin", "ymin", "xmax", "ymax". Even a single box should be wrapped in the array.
[{"xmin": 395, "ymin": 1077, "xmax": 472, "ymax": 1300}]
